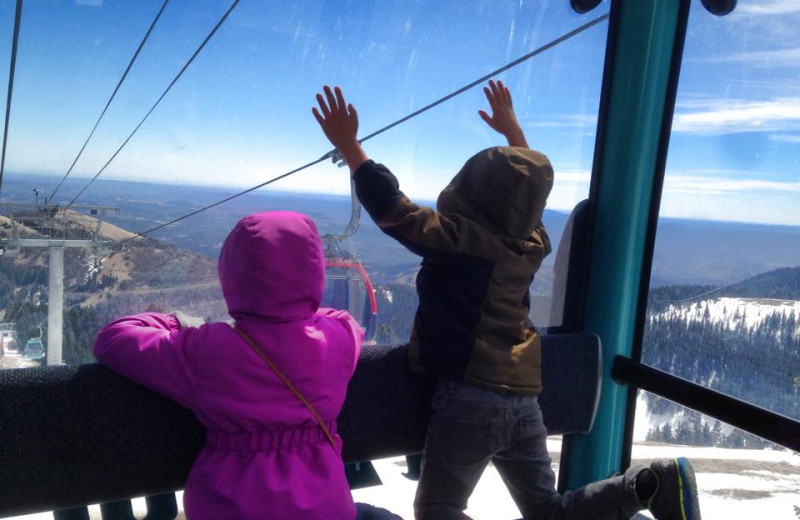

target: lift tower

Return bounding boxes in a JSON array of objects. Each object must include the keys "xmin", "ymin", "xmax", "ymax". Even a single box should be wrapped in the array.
[{"xmin": 0, "ymin": 202, "xmax": 119, "ymax": 365}]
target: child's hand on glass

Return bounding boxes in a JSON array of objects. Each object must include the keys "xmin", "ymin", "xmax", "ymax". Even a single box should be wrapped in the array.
[
  {"xmin": 478, "ymin": 79, "xmax": 529, "ymax": 149},
  {"xmin": 313, "ymin": 85, "xmax": 368, "ymax": 171},
  {"xmin": 313, "ymin": 86, "xmax": 358, "ymax": 150}
]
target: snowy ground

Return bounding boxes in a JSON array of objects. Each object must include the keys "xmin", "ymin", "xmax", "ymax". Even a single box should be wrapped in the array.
[
  {"xmin": 662, "ymin": 297, "xmax": 800, "ymax": 331},
  {"xmin": 0, "ymin": 350, "xmax": 41, "ymax": 370},
  {"xmin": 7, "ymin": 438, "xmax": 799, "ymax": 520}
]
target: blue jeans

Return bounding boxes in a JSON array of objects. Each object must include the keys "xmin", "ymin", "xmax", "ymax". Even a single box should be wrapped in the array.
[
  {"xmin": 356, "ymin": 502, "xmax": 404, "ymax": 519},
  {"xmin": 414, "ymin": 379, "xmax": 644, "ymax": 520}
]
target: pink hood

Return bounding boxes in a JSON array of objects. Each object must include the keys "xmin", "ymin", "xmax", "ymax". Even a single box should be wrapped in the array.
[
  {"xmin": 219, "ymin": 211, "xmax": 324, "ymax": 320},
  {"xmin": 94, "ymin": 211, "xmax": 362, "ymax": 520}
]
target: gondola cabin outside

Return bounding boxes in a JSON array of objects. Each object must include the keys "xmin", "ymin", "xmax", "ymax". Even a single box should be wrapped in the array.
[
  {"xmin": 4, "ymin": 338, "xmax": 18, "ymax": 353},
  {"xmin": 0, "ymin": 325, "xmax": 18, "ymax": 353},
  {"xmin": 23, "ymin": 338, "xmax": 44, "ymax": 362}
]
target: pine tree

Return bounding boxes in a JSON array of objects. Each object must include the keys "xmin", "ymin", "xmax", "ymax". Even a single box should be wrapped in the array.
[
  {"xmin": 660, "ymin": 423, "xmax": 673, "ymax": 443},
  {"xmin": 711, "ymin": 420, "xmax": 723, "ymax": 446}
]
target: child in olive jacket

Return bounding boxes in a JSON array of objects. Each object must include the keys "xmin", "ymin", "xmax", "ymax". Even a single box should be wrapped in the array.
[{"xmin": 313, "ymin": 80, "xmax": 700, "ymax": 520}]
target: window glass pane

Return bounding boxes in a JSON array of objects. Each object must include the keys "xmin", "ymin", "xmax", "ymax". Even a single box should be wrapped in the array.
[
  {"xmin": 634, "ymin": 392, "xmax": 800, "ymax": 519},
  {"xmin": 642, "ymin": 3, "xmax": 800, "ymax": 516},
  {"xmin": 1, "ymin": 1, "xmax": 606, "ymax": 369},
  {"xmin": 643, "ymin": 2, "xmax": 800, "ymax": 417}
]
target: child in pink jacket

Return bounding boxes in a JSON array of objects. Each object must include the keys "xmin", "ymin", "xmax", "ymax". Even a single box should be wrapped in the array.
[{"xmin": 94, "ymin": 211, "xmax": 366, "ymax": 519}]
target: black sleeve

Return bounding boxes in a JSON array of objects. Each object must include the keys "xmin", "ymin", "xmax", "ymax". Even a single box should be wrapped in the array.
[
  {"xmin": 352, "ymin": 160, "xmax": 471, "ymax": 259},
  {"xmin": 353, "ymin": 160, "xmax": 403, "ymax": 222}
]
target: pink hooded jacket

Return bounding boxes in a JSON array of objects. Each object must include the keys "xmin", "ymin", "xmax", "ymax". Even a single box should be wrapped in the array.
[{"xmin": 93, "ymin": 211, "xmax": 363, "ymax": 520}]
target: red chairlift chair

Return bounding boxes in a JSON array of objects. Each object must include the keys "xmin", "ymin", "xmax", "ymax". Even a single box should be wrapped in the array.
[{"xmin": 323, "ymin": 258, "xmax": 378, "ymax": 344}]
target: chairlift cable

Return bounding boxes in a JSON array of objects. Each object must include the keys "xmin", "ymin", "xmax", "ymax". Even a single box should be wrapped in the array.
[
  {"xmin": 2, "ymin": 263, "xmax": 44, "ymax": 326},
  {"xmin": 16, "ymin": 255, "xmax": 31, "ymax": 288},
  {"xmin": 48, "ymin": 0, "xmax": 171, "ymax": 204},
  {"xmin": 0, "ymin": 254, "xmax": 30, "ymax": 324},
  {"xmin": 656, "ymin": 279, "xmax": 743, "ymax": 304},
  {"xmin": 115, "ymin": 155, "xmax": 330, "ymax": 247},
  {"xmin": 64, "ymin": 0, "xmax": 241, "ymax": 210},
  {"xmin": 113, "ymin": 11, "xmax": 609, "ymax": 244},
  {"xmin": 0, "ymin": 0, "xmax": 24, "ymax": 199}
]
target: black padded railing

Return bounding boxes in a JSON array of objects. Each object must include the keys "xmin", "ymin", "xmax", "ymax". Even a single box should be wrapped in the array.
[{"xmin": 0, "ymin": 335, "xmax": 600, "ymax": 518}]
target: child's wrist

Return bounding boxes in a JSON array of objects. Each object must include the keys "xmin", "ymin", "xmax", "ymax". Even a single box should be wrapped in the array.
[
  {"xmin": 504, "ymin": 128, "xmax": 529, "ymax": 148},
  {"xmin": 339, "ymin": 142, "xmax": 368, "ymax": 172}
]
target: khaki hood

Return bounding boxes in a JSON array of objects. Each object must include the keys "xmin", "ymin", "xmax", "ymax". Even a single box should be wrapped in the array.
[{"xmin": 436, "ymin": 147, "xmax": 553, "ymax": 239}]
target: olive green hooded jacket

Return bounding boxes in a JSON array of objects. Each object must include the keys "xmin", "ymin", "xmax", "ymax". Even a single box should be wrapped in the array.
[{"xmin": 353, "ymin": 146, "xmax": 553, "ymax": 395}]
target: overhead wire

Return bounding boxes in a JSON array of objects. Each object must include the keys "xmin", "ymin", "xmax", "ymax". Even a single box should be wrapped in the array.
[
  {"xmin": 48, "ymin": 0, "xmax": 171, "ymax": 204},
  {"xmin": 0, "ymin": 253, "xmax": 31, "ymax": 324},
  {"xmin": 3, "ymin": 262, "xmax": 45, "ymax": 326},
  {"xmin": 654, "ymin": 280, "xmax": 743, "ymax": 305},
  {"xmin": 0, "ymin": 0, "xmax": 24, "ymax": 199},
  {"xmin": 115, "ymin": 156, "xmax": 330, "ymax": 248},
  {"xmin": 114, "ymin": 12, "xmax": 610, "ymax": 247},
  {"xmin": 64, "ymin": 0, "xmax": 241, "ymax": 210}
]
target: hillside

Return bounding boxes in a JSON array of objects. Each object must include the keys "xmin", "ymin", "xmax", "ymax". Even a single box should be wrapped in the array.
[
  {"xmin": 641, "ymin": 266, "xmax": 800, "ymax": 448},
  {"xmin": 0, "ymin": 209, "xmax": 223, "ymax": 364},
  {"xmin": 1, "ymin": 208, "xmax": 220, "ymax": 307},
  {"xmin": 719, "ymin": 267, "xmax": 800, "ymax": 301}
]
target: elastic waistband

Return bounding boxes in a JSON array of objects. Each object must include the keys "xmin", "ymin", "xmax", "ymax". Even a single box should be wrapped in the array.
[{"xmin": 206, "ymin": 421, "xmax": 338, "ymax": 452}]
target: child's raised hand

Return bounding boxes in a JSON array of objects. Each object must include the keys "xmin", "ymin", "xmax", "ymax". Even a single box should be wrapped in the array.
[
  {"xmin": 478, "ymin": 80, "xmax": 529, "ymax": 148},
  {"xmin": 313, "ymin": 85, "xmax": 359, "ymax": 151},
  {"xmin": 313, "ymin": 85, "xmax": 368, "ymax": 171}
]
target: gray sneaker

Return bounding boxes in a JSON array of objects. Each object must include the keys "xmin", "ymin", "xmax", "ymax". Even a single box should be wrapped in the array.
[{"xmin": 644, "ymin": 457, "xmax": 701, "ymax": 520}]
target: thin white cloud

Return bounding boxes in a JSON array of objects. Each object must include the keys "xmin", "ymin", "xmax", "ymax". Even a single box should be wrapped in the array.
[
  {"xmin": 695, "ymin": 47, "xmax": 800, "ymax": 67},
  {"xmin": 737, "ymin": 1, "xmax": 800, "ymax": 15},
  {"xmin": 663, "ymin": 174, "xmax": 800, "ymax": 195},
  {"xmin": 553, "ymin": 170, "xmax": 591, "ymax": 184},
  {"xmin": 770, "ymin": 134, "xmax": 800, "ymax": 143},
  {"xmin": 524, "ymin": 114, "xmax": 597, "ymax": 129},
  {"xmin": 672, "ymin": 98, "xmax": 800, "ymax": 135}
]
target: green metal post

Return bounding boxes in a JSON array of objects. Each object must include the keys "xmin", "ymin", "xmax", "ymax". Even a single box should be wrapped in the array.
[{"xmin": 564, "ymin": 0, "xmax": 683, "ymax": 489}]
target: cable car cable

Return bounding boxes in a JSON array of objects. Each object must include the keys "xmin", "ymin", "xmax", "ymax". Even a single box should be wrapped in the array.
[
  {"xmin": 64, "ymin": 0, "xmax": 240, "ymax": 210},
  {"xmin": 116, "ymin": 12, "xmax": 609, "ymax": 245},
  {"xmin": 48, "ymin": 0, "xmax": 171, "ymax": 204},
  {"xmin": 0, "ymin": 0, "xmax": 24, "ymax": 200}
]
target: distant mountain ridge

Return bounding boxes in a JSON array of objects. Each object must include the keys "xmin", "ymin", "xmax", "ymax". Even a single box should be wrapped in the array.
[
  {"xmin": 718, "ymin": 267, "xmax": 800, "ymax": 301},
  {"xmin": 2, "ymin": 175, "xmax": 799, "ymax": 374},
  {"xmin": 3, "ymin": 174, "xmax": 800, "ymax": 289},
  {"xmin": 0, "ymin": 207, "xmax": 221, "ymax": 319},
  {"xmin": 648, "ymin": 266, "xmax": 800, "ymax": 313}
]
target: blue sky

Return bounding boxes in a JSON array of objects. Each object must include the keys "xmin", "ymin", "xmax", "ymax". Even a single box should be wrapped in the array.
[{"xmin": 0, "ymin": 0, "xmax": 797, "ymax": 225}]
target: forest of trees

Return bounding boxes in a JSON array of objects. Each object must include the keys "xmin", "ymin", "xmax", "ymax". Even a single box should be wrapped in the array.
[
  {"xmin": 3, "ymin": 242, "xmax": 798, "ymax": 451},
  {"xmin": 644, "ymin": 412, "xmax": 779, "ymax": 450},
  {"xmin": 640, "ymin": 268, "xmax": 800, "ymax": 448}
]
